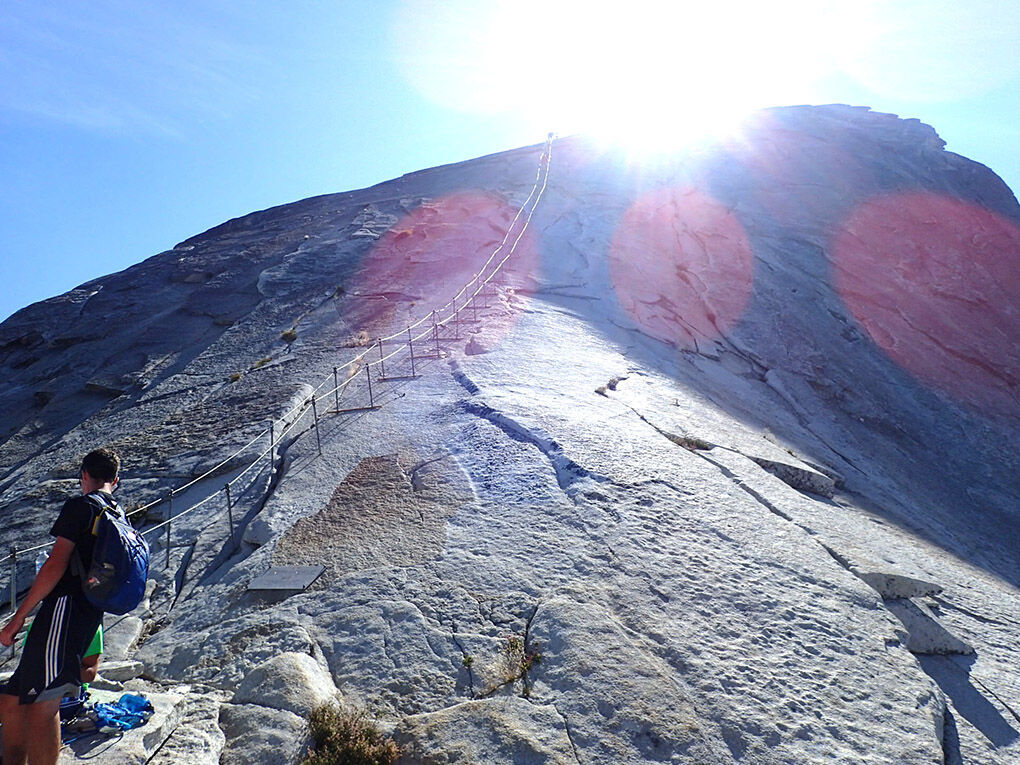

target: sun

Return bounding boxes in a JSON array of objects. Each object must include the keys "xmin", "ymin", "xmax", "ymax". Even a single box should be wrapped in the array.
[{"xmin": 391, "ymin": 0, "xmax": 868, "ymax": 159}]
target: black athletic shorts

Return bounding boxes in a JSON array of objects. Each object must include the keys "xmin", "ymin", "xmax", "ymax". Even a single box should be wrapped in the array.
[{"xmin": 0, "ymin": 594, "xmax": 103, "ymax": 705}]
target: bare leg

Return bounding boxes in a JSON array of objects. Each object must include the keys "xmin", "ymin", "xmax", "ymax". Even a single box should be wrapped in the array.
[
  {"xmin": 0, "ymin": 693, "xmax": 28, "ymax": 765},
  {"xmin": 24, "ymin": 699, "xmax": 60, "ymax": 765}
]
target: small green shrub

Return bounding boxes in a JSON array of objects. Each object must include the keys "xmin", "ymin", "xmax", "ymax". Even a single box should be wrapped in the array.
[
  {"xmin": 228, "ymin": 372, "xmax": 243, "ymax": 383},
  {"xmin": 254, "ymin": 357, "xmax": 272, "ymax": 369},
  {"xmin": 281, "ymin": 328, "xmax": 298, "ymax": 343},
  {"xmin": 302, "ymin": 704, "xmax": 400, "ymax": 765},
  {"xmin": 501, "ymin": 634, "xmax": 542, "ymax": 681}
]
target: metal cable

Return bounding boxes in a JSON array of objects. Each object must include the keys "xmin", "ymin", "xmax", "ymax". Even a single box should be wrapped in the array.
[
  {"xmin": 141, "ymin": 488, "xmax": 223, "ymax": 538},
  {"xmin": 376, "ymin": 137, "xmax": 553, "ymax": 343},
  {"xmin": 0, "ymin": 135, "xmax": 555, "ymax": 569},
  {"xmin": 163, "ymin": 425, "xmax": 272, "ymax": 499}
]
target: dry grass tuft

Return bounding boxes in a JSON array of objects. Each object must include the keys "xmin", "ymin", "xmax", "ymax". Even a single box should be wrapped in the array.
[
  {"xmin": 302, "ymin": 704, "xmax": 400, "ymax": 765},
  {"xmin": 666, "ymin": 433, "xmax": 713, "ymax": 451}
]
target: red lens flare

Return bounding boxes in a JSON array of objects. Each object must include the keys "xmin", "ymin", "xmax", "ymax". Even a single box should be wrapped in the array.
[
  {"xmin": 609, "ymin": 187, "xmax": 754, "ymax": 349},
  {"xmin": 346, "ymin": 191, "xmax": 538, "ymax": 342},
  {"xmin": 832, "ymin": 192, "xmax": 1020, "ymax": 416}
]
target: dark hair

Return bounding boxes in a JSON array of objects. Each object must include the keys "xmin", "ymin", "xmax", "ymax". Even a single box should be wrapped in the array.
[{"xmin": 81, "ymin": 448, "xmax": 120, "ymax": 484}]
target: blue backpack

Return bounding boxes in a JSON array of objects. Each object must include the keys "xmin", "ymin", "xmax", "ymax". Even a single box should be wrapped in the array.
[{"xmin": 78, "ymin": 492, "xmax": 150, "ymax": 615}]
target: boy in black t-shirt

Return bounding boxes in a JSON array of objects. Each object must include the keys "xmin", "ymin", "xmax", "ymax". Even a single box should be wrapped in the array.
[{"xmin": 0, "ymin": 448, "xmax": 119, "ymax": 765}]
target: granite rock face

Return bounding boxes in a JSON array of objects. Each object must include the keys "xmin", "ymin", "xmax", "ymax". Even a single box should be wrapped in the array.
[
  {"xmin": 233, "ymin": 651, "xmax": 339, "ymax": 717},
  {"xmin": 1, "ymin": 105, "xmax": 1018, "ymax": 763}
]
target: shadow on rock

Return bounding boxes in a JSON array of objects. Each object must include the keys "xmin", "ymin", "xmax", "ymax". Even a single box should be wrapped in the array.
[{"xmin": 918, "ymin": 655, "xmax": 1019, "ymax": 748}]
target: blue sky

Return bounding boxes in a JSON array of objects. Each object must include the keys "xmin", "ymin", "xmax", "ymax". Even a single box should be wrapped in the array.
[{"xmin": 1, "ymin": 0, "xmax": 1017, "ymax": 322}]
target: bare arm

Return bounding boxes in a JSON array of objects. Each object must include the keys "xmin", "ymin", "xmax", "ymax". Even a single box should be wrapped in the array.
[
  {"xmin": 80, "ymin": 653, "xmax": 100, "ymax": 684},
  {"xmin": 0, "ymin": 537, "xmax": 74, "ymax": 646}
]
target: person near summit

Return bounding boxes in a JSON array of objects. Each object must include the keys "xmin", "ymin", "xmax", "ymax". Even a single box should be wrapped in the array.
[
  {"xmin": 61, "ymin": 626, "xmax": 103, "ymax": 720},
  {"xmin": 0, "ymin": 448, "xmax": 119, "ymax": 765},
  {"xmin": 19, "ymin": 622, "xmax": 103, "ymax": 721}
]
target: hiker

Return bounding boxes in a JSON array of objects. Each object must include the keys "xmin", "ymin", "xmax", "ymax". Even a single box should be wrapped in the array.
[
  {"xmin": 0, "ymin": 448, "xmax": 119, "ymax": 765},
  {"xmin": 19, "ymin": 623, "xmax": 102, "ymax": 722},
  {"xmin": 67, "ymin": 627, "xmax": 102, "ymax": 719}
]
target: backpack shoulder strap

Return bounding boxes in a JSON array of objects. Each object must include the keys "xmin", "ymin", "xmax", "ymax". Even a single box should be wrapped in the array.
[
  {"xmin": 84, "ymin": 492, "xmax": 124, "ymax": 532},
  {"xmin": 72, "ymin": 492, "xmax": 121, "ymax": 578}
]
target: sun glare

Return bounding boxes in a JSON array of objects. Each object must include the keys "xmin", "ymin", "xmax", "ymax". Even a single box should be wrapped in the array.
[{"xmin": 391, "ymin": 0, "xmax": 871, "ymax": 158}]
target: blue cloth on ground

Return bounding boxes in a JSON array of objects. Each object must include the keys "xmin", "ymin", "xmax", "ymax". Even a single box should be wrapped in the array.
[{"xmin": 93, "ymin": 693, "xmax": 154, "ymax": 732}]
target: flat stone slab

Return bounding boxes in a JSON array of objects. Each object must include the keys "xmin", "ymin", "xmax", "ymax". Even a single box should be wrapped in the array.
[
  {"xmin": 58, "ymin": 689, "xmax": 185, "ymax": 763},
  {"xmin": 97, "ymin": 659, "xmax": 145, "ymax": 683},
  {"xmin": 102, "ymin": 614, "xmax": 144, "ymax": 660},
  {"xmin": 247, "ymin": 565, "xmax": 324, "ymax": 591}
]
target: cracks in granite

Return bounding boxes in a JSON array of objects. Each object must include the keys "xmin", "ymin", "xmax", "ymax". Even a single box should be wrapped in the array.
[
  {"xmin": 521, "ymin": 604, "xmax": 541, "ymax": 700},
  {"xmin": 459, "ymin": 400, "xmax": 611, "ymax": 495},
  {"xmin": 941, "ymin": 706, "xmax": 964, "ymax": 765},
  {"xmin": 556, "ymin": 708, "xmax": 584, "ymax": 765},
  {"xmin": 477, "ymin": 603, "xmax": 542, "ymax": 700},
  {"xmin": 131, "ymin": 379, "xmax": 222, "ymax": 408},
  {"xmin": 446, "ymin": 620, "xmax": 477, "ymax": 698},
  {"xmin": 594, "ymin": 387, "xmax": 716, "ymax": 456},
  {"xmin": 620, "ymin": 390, "xmax": 974, "ymax": 654},
  {"xmin": 697, "ymin": 452, "xmax": 795, "ymax": 522},
  {"xmin": 756, "ymin": 371, "xmax": 866, "ymax": 477},
  {"xmin": 169, "ymin": 539, "xmax": 199, "ymax": 610},
  {"xmin": 970, "ymin": 675, "xmax": 1020, "ymax": 727},
  {"xmin": 931, "ymin": 596, "xmax": 1016, "ymax": 629},
  {"xmin": 617, "ymin": 397, "xmax": 1002, "ymax": 756},
  {"xmin": 448, "ymin": 359, "xmax": 480, "ymax": 395}
]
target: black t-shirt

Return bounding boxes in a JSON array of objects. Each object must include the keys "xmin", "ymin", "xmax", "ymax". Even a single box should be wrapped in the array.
[{"xmin": 48, "ymin": 491, "xmax": 109, "ymax": 598}]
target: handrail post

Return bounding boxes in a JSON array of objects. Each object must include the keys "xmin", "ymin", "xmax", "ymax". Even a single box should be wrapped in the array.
[
  {"xmin": 432, "ymin": 311, "xmax": 440, "ymax": 358},
  {"xmin": 333, "ymin": 366, "xmax": 340, "ymax": 410},
  {"xmin": 311, "ymin": 396, "xmax": 322, "ymax": 455},
  {"xmin": 453, "ymin": 296, "xmax": 460, "ymax": 339},
  {"xmin": 472, "ymin": 286, "xmax": 478, "ymax": 322},
  {"xmin": 224, "ymin": 484, "xmax": 235, "ymax": 551},
  {"xmin": 365, "ymin": 364, "xmax": 374, "ymax": 408},
  {"xmin": 377, "ymin": 338, "xmax": 385, "ymax": 380},
  {"xmin": 165, "ymin": 490, "xmax": 174, "ymax": 569},
  {"xmin": 9, "ymin": 546, "xmax": 16, "ymax": 614},
  {"xmin": 268, "ymin": 422, "xmax": 275, "ymax": 478},
  {"xmin": 407, "ymin": 327, "xmax": 416, "ymax": 377},
  {"xmin": 8, "ymin": 546, "xmax": 15, "ymax": 659}
]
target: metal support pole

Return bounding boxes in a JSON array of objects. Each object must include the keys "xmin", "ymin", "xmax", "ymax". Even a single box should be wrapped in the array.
[
  {"xmin": 407, "ymin": 328, "xmax": 416, "ymax": 377},
  {"xmin": 224, "ymin": 483, "xmax": 235, "ymax": 550},
  {"xmin": 8, "ymin": 546, "xmax": 15, "ymax": 659},
  {"xmin": 333, "ymin": 366, "xmax": 340, "ymax": 410},
  {"xmin": 472, "ymin": 287, "xmax": 478, "ymax": 322},
  {"xmin": 377, "ymin": 338, "xmax": 385, "ymax": 380},
  {"xmin": 268, "ymin": 422, "xmax": 275, "ymax": 478},
  {"xmin": 453, "ymin": 296, "xmax": 460, "ymax": 339},
  {"xmin": 432, "ymin": 311, "xmax": 440, "ymax": 358},
  {"xmin": 165, "ymin": 490, "xmax": 174, "ymax": 569},
  {"xmin": 365, "ymin": 364, "xmax": 374, "ymax": 407},
  {"xmin": 311, "ymin": 396, "xmax": 322, "ymax": 455},
  {"xmin": 9, "ymin": 546, "xmax": 17, "ymax": 614}
]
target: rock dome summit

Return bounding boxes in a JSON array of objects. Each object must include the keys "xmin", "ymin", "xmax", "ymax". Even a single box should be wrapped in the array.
[{"xmin": 0, "ymin": 105, "xmax": 1017, "ymax": 763}]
